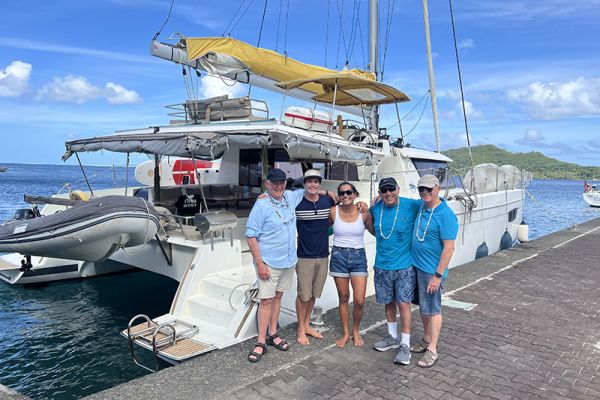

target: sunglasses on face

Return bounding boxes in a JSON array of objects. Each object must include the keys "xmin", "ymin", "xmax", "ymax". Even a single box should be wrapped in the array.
[
  {"xmin": 418, "ymin": 186, "xmax": 434, "ymax": 193},
  {"xmin": 338, "ymin": 190, "xmax": 355, "ymax": 196},
  {"xmin": 379, "ymin": 186, "xmax": 397, "ymax": 194}
]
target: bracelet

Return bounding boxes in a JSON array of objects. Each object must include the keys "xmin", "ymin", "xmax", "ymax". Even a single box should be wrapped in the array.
[{"xmin": 434, "ymin": 271, "xmax": 443, "ymax": 279}]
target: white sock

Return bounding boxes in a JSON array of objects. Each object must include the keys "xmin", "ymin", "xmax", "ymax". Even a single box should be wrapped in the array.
[
  {"xmin": 387, "ymin": 322, "xmax": 398, "ymax": 338},
  {"xmin": 401, "ymin": 333, "xmax": 410, "ymax": 346}
]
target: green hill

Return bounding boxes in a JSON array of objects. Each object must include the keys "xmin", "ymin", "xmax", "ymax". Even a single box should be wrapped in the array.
[{"xmin": 441, "ymin": 145, "xmax": 600, "ymax": 179}]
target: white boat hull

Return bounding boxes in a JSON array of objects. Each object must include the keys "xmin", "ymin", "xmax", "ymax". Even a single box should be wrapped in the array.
[{"xmin": 583, "ymin": 192, "xmax": 600, "ymax": 207}]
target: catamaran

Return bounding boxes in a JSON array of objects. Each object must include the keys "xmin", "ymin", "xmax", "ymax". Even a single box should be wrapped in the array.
[{"xmin": 1, "ymin": 0, "xmax": 528, "ymax": 369}]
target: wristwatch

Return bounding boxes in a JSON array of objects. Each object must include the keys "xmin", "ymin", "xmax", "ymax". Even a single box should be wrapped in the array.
[{"xmin": 434, "ymin": 271, "xmax": 443, "ymax": 279}]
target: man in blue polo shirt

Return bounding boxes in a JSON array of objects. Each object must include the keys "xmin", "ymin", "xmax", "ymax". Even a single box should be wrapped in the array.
[
  {"xmin": 245, "ymin": 168, "xmax": 305, "ymax": 362},
  {"xmin": 410, "ymin": 174, "xmax": 458, "ymax": 368},
  {"xmin": 369, "ymin": 177, "xmax": 421, "ymax": 365}
]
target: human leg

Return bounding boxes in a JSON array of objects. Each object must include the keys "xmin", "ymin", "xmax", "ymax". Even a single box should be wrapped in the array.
[
  {"xmin": 249, "ymin": 296, "xmax": 274, "ymax": 362},
  {"xmin": 414, "ymin": 268, "xmax": 443, "ymax": 367},
  {"xmin": 350, "ymin": 275, "xmax": 367, "ymax": 346},
  {"xmin": 333, "ymin": 276, "xmax": 351, "ymax": 347},
  {"xmin": 373, "ymin": 268, "xmax": 401, "ymax": 351},
  {"xmin": 295, "ymin": 295, "xmax": 310, "ymax": 345}
]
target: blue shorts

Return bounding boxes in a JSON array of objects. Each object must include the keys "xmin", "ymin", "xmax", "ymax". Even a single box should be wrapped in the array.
[
  {"xmin": 374, "ymin": 266, "xmax": 415, "ymax": 304},
  {"xmin": 415, "ymin": 268, "xmax": 444, "ymax": 315},
  {"xmin": 329, "ymin": 246, "xmax": 368, "ymax": 278}
]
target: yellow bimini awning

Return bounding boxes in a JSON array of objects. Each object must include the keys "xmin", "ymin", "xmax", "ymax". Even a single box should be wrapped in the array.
[
  {"xmin": 185, "ymin": 37, "xmax": 374, "ymax": 96},
  {"xmin": 276, "ymin": 73, "xmax": 410, "ymax": 106}
]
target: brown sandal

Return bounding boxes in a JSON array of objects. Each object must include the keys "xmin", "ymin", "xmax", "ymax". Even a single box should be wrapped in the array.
[
  {"xmin": 417, "ymin": 349, "xmax": 438, "ymax": 368},
  {"xmin": 248, "ymin": 342, "xmax": 267, "ymax": 362},
  {"xmin": 266, "ymin": 332, "xmax": 290, "ymax": 351}
]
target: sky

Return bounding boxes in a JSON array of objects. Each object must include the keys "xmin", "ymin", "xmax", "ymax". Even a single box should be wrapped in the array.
[{"xmin": 0, "ymin": 0, "xmax": 599, "ymax": 167}]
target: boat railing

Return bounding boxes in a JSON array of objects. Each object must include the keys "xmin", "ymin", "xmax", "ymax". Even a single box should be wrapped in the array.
[{"xmin": 166, "ymin": 96, "xmax": 269, "ymax": 124}]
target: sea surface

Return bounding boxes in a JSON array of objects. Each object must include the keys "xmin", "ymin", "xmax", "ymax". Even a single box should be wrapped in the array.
[{"xmin": 0, "ymin": 164, "xmax": 598, "ymax": 399}]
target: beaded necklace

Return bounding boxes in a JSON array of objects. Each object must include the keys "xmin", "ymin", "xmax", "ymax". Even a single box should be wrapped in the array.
[
  {"xmin": 379, "ymin": 200, "xmax": 400, "ymax": 240},
  {"xmin": 268, "ymin": 194, "xmax": 293, "ymax": 224},
  {"xmin": 415, "ymin": 199, "xmax": 440, "ymax": 242}
]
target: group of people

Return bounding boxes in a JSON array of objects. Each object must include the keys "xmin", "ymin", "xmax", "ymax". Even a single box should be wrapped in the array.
[{"xmin": 245, "ymin": 167, "xmax": 458, "ymax": 368}]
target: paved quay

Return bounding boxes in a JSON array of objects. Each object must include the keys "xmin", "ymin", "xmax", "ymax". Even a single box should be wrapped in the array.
[{"xmin": 77, "ymin": 217, "xmax": 597, "ymax": 399}]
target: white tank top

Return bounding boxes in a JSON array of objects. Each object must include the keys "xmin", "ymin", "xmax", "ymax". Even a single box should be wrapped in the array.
[{"xmin": 332, "ymin": 206, "xmax": 365, "ymax": 248}]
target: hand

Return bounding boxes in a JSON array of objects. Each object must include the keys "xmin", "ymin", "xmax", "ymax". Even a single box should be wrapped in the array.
[
  {"xmin": 370, "ymin": 195, "xmax": 381, "ymax": 206},
  {"xmin": 257, "ymin": 262, "xmax": 271, "ymax": 280},
  {"xmin": 326, "ymin": 190, "xmax": 339, "ymax": 204},
  {"xmin": 356, "ymin": 201, "xmax": 369, "ymax": 213},
  {"xmin": 257, "ymin": 193, "xmax": 267, "ymax": 199},
  {"xmin": 427, "ymin": 276, "xmax": 442, "ymax": 294}
]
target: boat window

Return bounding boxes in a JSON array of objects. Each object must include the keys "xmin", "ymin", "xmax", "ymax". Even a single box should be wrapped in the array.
[
  {"xmin": 508, "ymin": 208, "xmax": 518, "ymax": 223},
  {"xmin": 325, "ymin": 162, "xmax": 358, "ymax": 181},
  {"xmin": 411, "ymin": 158, "xmax": 449, "ymax": 183}
]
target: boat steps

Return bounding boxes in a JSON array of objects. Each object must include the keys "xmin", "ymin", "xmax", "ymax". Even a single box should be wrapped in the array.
[
  {"xmin": 186, "ymin": 294, "xmax": 239, "ymax": 327},
  {"xmin": 124, "ymin": 315, "xmax": 216, "ymax": 372}
]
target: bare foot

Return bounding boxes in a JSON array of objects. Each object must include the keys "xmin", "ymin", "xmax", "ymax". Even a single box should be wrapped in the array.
[
  {"xmin": 336, "ymin": 335, "xmax": 350, "ymax": 348},
  {"xmin": 352, "ymin": 331, "xmax": 364, "ymax": 346},
  {"xmin": 297, "ymin": 333, "xmax": 309, "ymax": 346},
  {"xmin": 305, "ymin": 326, "xmax": 323, "ymax": 339}
]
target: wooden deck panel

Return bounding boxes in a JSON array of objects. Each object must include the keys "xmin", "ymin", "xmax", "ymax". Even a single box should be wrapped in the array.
[{"xmin": 159, "ymin": 338, "xmax": 213, "ymax": 360}]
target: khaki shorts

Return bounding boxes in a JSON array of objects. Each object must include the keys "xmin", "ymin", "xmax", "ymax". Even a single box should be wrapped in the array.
[
  {"xmin": 256, "ymin": 264, "xmax": 295, "ymax": 299},
  {"xmin": 296, "ymin": 257, "xmax": 329, "ymax": 301}
]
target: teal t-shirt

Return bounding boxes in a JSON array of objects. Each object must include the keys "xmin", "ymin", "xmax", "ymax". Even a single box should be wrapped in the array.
[
  {"xmin": 411, "ymin": 198, "xmax": 459, "ymax": 276},
  {"xmin": 370, "ymin": 197, "xmax": 420, "ymax": 270}
]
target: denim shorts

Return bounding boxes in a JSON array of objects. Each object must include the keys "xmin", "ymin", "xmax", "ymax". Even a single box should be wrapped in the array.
[
  {"xmin": 374, "ymin": 266, "xmax": 416, "ymax": 304},
  {"xmin": 329, "ymin": 246, "xmax": 368, "ymax": 278},
  {"xmin": 415, "ymin": 268, "xmax": 444, "ymax": 315}
]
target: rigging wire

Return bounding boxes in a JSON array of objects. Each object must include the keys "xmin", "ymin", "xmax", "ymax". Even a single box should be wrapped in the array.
[
  {"xmin": 346, "ymin": 0, "xmax": 361, "ymax": 65},
  {"xmin": 283, "ymin": 0, "xmax": 290, "ymax": 53},
  {"xmin": 230, "ymin": 0, "xmax": 257, "ymax": 35},
  {"xmin": 381, "ymin": 0, "xmax": 396, "ymax": 81},
  {"xmin": 387, "ymin": 90, "xmax": 431, "ymax": 129},
  {"xmin": 449, "ymin": 0, "xmax": 474, "ymax": 168},
  {"xmin": 223, "ymin": 0, "xmax": 249, "ymax": 36},
  {"xmin": 153, "ymin": 0, "xmax": 175, "ymax": 40},
  {"xmin": 357, "ymin": 15, "xmax": 367, "ymax": 69},
  {"xmin": 275, "ymin": 0, "xmax": 283, "ymax": 51},
  {"xmin": 401, "ymin": 94, "xmax": 430, "ymax": 138},
  {"xmin": 324, "ymin": 0, "xmax": 331, "ymax": 66},
  {"xmin": 249, "ymin": 0, "xmax": 269, "ymax": 96},
  {"xmin": 335, "ymin": 0, "xmax": 347, "ymax": 69}
]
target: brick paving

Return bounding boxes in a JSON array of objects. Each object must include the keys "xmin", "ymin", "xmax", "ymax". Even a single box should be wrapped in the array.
[
  {"xmin": 221, "ymin": 225, "xmax": 600, "ymax": 400},
  {"xmin": 83, "ymin": 219, "xmax": 600, "ymax": 400}
]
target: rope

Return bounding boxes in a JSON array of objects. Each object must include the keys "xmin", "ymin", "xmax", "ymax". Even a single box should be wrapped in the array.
[
  {"xmin": 223, "ymin": 0, "xmax": 250, "ymax": 36},
  {"xmin": 448, "ymin": 0, "xmax": 474, "ymax": 168},
  {"xmin": 335, "ymin": 0, "xmax": 346, "ymax": 69},
  {"xmin": 229, "ymin": 0, "xmax": 257, "ymax": 35},
  {"xmin": 525, "ymin": 189, "xmax": 577, "ymax": 228},
  {"xmin": 403, "ymin": 94, "xmax": 431, "ymax": 138},
  {"xmin": 387, "ymin": 90, "xmax": 430, "ymax": 130},
  {"xmin": 153, "ymin": 0, "xmax": 175, "ymax": 40},
  {"xmin": 248, "ymin": 0, "xmax": 269, "ymax": 97}
]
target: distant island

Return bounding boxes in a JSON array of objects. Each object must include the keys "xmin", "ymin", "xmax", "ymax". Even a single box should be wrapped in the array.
[{"xmin": 441, "ymin": 144, "xmax": 600, "ymax": 180}]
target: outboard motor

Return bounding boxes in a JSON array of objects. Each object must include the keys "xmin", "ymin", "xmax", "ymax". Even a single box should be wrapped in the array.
[{"xmin": 13, "ymin": 208, "xmax": 38, "ymax": 220}]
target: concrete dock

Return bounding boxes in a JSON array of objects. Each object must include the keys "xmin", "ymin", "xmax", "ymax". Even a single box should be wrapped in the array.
[
  {"xmin": 83, "ymin": 217, "xmax": 600, "ymax": 400},
  {"xmin": 4, "ymin": 219, "xmax": 598, "ymax": 400}
]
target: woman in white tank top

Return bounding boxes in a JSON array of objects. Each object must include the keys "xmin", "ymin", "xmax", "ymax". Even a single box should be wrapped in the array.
[{"xmin": 329, "ymin": 182, "xmax": 374, "ymax": 347}]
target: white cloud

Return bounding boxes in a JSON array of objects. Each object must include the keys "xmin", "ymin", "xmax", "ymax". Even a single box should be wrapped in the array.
[
  {"xmin": 199, "ymin": 75, "xmax": 245, "ymax": 99},
  {"xmin": 36, "ymin": 75, "xmax": 141, "ymax": 104},
  {"xmin": 104, "ymin": 82, "xmax": 141, "ymax": 104},
  {"xmin": 506, "ymin": 77, "xmax": 600, "ymax": 120},
  {"xmin": 459, "ymin": 39, "xmax": 475, "ymax": 49},
  {"xmin": 456, "ymin": 100, "xmax": 483, "ymax": 120},
  {"xmin": 0, "ymin": 61, "xmax": 32, "ymax": 97},
  {"xmin": 517, "ymin": 129, "xmax": 546, "ymax": 144}
]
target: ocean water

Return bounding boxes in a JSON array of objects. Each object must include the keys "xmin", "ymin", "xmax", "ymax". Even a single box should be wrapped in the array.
[{"xmin": 0, "ymin": 164, "xmax": 598, "ymax": 399}]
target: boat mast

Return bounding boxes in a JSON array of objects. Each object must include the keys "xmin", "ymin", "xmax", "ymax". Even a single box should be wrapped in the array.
[
  {"xmin": 369, "ymin": 0, "xmax": 379, "ymax": 132},
  {"xmin": 422, "ymin": 0, "xmax": 440, "ymax": 152}
]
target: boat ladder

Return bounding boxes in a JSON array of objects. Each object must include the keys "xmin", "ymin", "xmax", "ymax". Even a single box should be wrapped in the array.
[{"xmin": 125, "ymin": 314, "xmax": 212, "ymax": 372}]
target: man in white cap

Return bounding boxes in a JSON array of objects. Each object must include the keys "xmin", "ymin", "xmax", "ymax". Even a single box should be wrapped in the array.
[
  {"xmin": 294, "ymin": 169, "xmax": 336, "ymax": 345},
  {"xmin": 410, "ymin": 174, "xmax": 458, "ymax": 368}
]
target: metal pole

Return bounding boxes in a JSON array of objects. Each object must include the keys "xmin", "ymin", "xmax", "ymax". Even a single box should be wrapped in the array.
[
  {"xmin": 75, "ymin": 153, "xmax": 94, "ymax": 196},
  {"xmin": 422, "ymin": 0, "xmax": 441, "ymax": 152},
  {"xmin": 369, "ymin": 0, "xmax": 379, "ymax": 132},
  {"xmin": 153, "ymin": 154, "xmax": 161, "ymax": 202}
]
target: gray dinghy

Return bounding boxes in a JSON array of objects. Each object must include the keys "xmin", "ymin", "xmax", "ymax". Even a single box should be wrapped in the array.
[{"xmin": 0, "ymin": 195, "xmax": 160, "ymax": 262}]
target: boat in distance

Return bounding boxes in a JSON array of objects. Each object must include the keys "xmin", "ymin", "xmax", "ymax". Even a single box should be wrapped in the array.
[{"xmin": 583, "ymin": 181, "xmax": 600, "ymax": 207}]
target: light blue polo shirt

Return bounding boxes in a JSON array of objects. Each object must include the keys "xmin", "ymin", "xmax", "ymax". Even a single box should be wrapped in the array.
[
  {"xmin": 246, "ymin": 189, "xmax": 304, "ymax": 269},
  {"xmin": 370, "ymin": 197, "xmax": 421, "ymax": 270},
  {"xmin": 411, "ymin": 198, "xmax": 459, "ymax": 277}
]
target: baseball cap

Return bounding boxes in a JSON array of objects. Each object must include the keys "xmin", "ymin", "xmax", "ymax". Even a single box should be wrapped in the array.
[
  {"xmin": 378, "ymin": 177, "xmax": 398, "ymax": 189},
  {"xmin": 417, "ymin": 174, "xmax": 440, "ymax": 188},
  {"xmin": 303, "ymin": 169, "xmax": 322, "ymax": 182},
  {"xmin": 266, "ymin": 168, "xmax": 287, "ymax": 182}
]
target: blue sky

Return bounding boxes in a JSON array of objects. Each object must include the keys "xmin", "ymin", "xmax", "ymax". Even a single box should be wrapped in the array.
[{"xmin": 1, "ymin": 0, "xmax": 599, "ymax": 167}]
